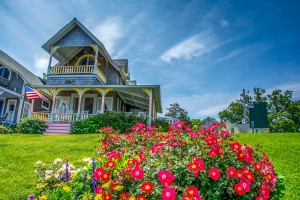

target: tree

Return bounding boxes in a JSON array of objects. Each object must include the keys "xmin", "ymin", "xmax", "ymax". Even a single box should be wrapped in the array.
[
  {"xmin": 267, "ymin": 89, "xmax": 293, "ymax": 113},
  {"xmin": 218, "ymin": 101, "xmax": 244, "ymax": 124},
  {"xmin": 253, "ymin": 87, "xmax": 267, "ymax": 102},
  {"xmin": 287, "ymin": 100, "xmax": 300, "ymax": 129},
  {"xmin": 165, "ymin": 103, "xmax": 190, "ymax": 121}
]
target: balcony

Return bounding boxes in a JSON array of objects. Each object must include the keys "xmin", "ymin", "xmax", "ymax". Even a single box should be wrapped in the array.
[
  {"xmin": 49, "ymin": 65, "xmax": 106, "ymax": 84},
  {"xmin": 0, "ymin": 76, "xmax": 10, "ymax": 87}
]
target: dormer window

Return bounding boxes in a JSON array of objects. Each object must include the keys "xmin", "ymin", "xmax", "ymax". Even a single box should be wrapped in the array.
[
  {"xmin": 0, "ymin": 66, "xmax": 10, "ymax": 80},
  {"xmin": 76, "ymin": 54, "xmax": 95, "ymax": 66}
]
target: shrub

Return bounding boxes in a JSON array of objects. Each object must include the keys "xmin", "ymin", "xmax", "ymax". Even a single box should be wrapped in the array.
[
  {"xmin": 17, "ymin": 118, "xmax": 47, "ymax": 134},
  {"xmin": 151, "ymin": 118, "xmax": 170, "ymax": 132},
  {"xmin": 31, "ymin": 121, "xmax": 282, "ymax": 199},
  {"xmin": 71, "ymin": 111, "xmax": 147, "ymax": 134},
  {"xmin": 0, "ymin": 125, "xmax": 8, "ymax": 133}
]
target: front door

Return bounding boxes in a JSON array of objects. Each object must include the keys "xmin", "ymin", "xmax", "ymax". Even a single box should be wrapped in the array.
[
  {"xmin": 83, "ymin": 97, "xmax": 94, "ymax": 114},
  {"xmin": 6, "ymin": 99, "xmax": 17, "ymax": 122}
]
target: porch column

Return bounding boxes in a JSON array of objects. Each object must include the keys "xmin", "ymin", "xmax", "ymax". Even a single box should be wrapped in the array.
[
  {"xmin": 76, "ymin": 88, "xmax": 83, "ymax": 120},
  {"xmin": 49, "ymin": 89, "xmax": 57, "ymax": 123},
  {"xmin": 101, "ymin": 90, "xmax": 106, "ymax": 113},
  {"xmin": 93, "ymin": 45, "xmax": 99, "ymax": 74},
  {"xmin": 143, "ymin": 88, "xmax": 153, "ymax": 126},
  {"xmin": 47, "ymin": 47, "xmax": 54, "ymax": 75},
  {"xmin": 16, "ymin": 98, "xmax": 24, "ymax": 122},
  {"xmin": 152, "ymin": 100, "xmax": 155, "ymax": 121}
]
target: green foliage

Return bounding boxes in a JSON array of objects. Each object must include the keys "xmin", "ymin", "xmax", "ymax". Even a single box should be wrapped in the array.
[
  {"xmin": 17, "ymin": 118, "xmax": 47, "ymax": 134},
  {"xmin": 0, "ymin": 125, "xmax": 9, "ymax": 133},
  {"xmin": 165, "ymin": 103, "xmax": 190, "ymax": 121},
  {"xmin": 151, "ymin": 118, "xmax": 170, "ymax": 132},
  {"xmin": 71, "ymin": 111, "xmax": 147, "ymax": 134}
]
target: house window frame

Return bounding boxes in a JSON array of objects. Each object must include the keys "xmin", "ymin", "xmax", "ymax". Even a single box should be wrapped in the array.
[
  {"xmin": 75, "ymin": 54, "xmax": 96, "ymax": 66},
  {"xmin": 41, "ymin": 100, "xmax": 50, "ymax": 110},
  {"xmin": 0, "ymin": 65, "xmax": 11, "ymax": 80}
]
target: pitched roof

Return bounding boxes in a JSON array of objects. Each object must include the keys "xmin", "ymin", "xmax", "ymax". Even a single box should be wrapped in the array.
[
  {"xmin": 42, "ymin": 18, "xmax": 121, "ymax": 72},
  {"xmin": 0, "ymin": 50, "xmax": 43, "ymax": 86},
  {"xmin": 113, "ymin": 59, "xmax": 128, "ymax": 72}
]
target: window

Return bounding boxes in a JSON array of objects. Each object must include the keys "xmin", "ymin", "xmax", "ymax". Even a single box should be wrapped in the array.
[
  {"xmin": 0, "ymin": 66, "xmax": 10, "ymax": 79},
  {"xmin": 75, "ymin": 54, "xmax": 96, "ymax": 66},
  {"xmin": 42, "ymin": 100, "xmax": 50, "ymax": 110}
]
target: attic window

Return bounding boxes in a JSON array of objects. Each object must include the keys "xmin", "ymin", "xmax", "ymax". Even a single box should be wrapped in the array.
[{"xmin": 76, "ymin": 54, "xmax": 95, "ymax": 66}]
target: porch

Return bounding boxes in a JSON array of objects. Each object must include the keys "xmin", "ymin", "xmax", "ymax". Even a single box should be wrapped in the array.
[{"xmin": 31, "ymin": 85, "xmax": 162, "ymax": 125}]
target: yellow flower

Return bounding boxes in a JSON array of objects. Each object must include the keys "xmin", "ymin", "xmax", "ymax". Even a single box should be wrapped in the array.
[
  {"xmin": 39, "ymin": 195, "xmax": 48, "ymax": 200},
  {"xmin": 114, "ymin": 185, "xmax": 124, "ymax": 191},
  {"xmin": 83, "ymin": 194, "xmax": 92, "ymax": 200},
  {"xmin": 102, "ymin": 182, "xmax": 111, "ymax": 189},
  {"xmin": 94, "ymin": 194, "xmax": 103, "ymax": 200},
  {"xmin": 51, "ymin": 182, "xmax": 63, "ymax": 188},
  {"xmin": 63, "ymin": 186, "xmax": 71, "ymax": 192},
  {"xmin": 87, "ymin": 175, "xmax": 91, "ymax": 180},
  {"xmin": 129, "ymin": 197, "xmax": 136, "ymax": 200},
  {"xmin": 37, "ymin": 183, "xmax": 48, "ymax": 189},
  {"xmin": 70, "ymin": 173, "xmax": 76, "ymax": 179}
]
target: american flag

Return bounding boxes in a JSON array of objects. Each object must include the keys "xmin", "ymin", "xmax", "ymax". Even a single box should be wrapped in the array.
[{"xmin": 25, "ymin": 86, "xmax": 48, "ymax": 100}]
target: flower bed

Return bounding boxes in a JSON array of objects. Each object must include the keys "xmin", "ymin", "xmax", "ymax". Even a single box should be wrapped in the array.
[{"xmin": 30, "ymin": 121, "xmax": 280, "ymax": 200}]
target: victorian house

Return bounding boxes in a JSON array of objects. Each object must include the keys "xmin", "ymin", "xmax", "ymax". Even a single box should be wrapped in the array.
[{"xmin": 31, "ymin": 18, "xmax": 162, "ymax": 127}]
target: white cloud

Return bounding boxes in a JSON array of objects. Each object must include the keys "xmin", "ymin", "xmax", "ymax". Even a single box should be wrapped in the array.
[
  {"xmin": 34, "ymin": 56, "xmax": 49, "ymax": 77},
  {"xmin": 220, "ymin": 19, "xmax": 229, "ymax": 27},
  {"xmin": 217, "ymin": 49, "xmax": 242, "ymax": 62},
  {"xmin": 162, "ymin": 92, "xmax": 239, "ymax": 119},
  {"xmin": 92, "ymin": 18, "xmax": 124, "ymax": 55},
  {"xmin": 160, "ymin": 32, "xmax": 220, "ymax": 63}
]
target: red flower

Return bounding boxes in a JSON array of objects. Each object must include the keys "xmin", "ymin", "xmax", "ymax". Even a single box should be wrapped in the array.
[
  {"xmin": 234, "ymin": 182, "xmax": 246, "ymax": 195},
  {"xmin": 230, "ymin": 141, "xmax": 242, "ymax": 151},
  {"xmin": 227, "ymin": 167, "xmax": 236, "ymax": 179},
  {"xmin": 101, "ymin": 171, "xmax": 111, "ymax": 182},
  {"xmin": 105, "ymin": 160, "xmax": 116, "ymax": 169},
  {"xmin": 253, "ymin": 162, "xmax": 262, "ymax": 172},
  {"xmin": 132, "ymin": 167, "xmax": 144, "ymax": 180},
  {"xmin": 158, "ymin": 170, "xmax": 175, "ymax": 186},
  {"xmin": 237, "ymin": 150, "xmax": 245, "ymax": 161},
  {"xmin": 137, "ymin": 195, "xmax": 147, "ymax": 200},
  {"xmin": 208, "ymin": 145, "xmax": 222, "ymax": 157},
  {"xmin": 161, "ymin": 187, "xmax": 176, "ymax": 200},
  {"xmin": 103, "ymin": 192, "xmax": 112, "ymax": 200},
  {"xmin": 235, "ymin": 170, "xmax": 244, "ymax": 179},
  {"xmin": 209, "ymin": 167, "xmax": 221, "ymax": 181},
  {"xmin": 141, "ymin": 182, "xmax": 154, "ymax": 193},
  {"xmin": 255, "ymin": 195, "xmax": 265, "ymax": 200},
  {"xmin": 240, "ymin": 179, "xmax": 251, "ymax": 192},
  {"xmin": 261, "ymin": 186, "xmax": 270, "ymax": 199},
  {"xmin": 93, "ymin": 167, "xmax": 104, "ymax": 181},
  {"xmin": 186, "ymin": 186, "xmax": 199, "ymax": 197},
  {"xmin": 119, "ymin": 192, "xmax": 128, "ymax": 200}
]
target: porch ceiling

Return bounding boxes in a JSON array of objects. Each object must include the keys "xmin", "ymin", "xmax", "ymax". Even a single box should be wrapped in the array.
[{"xmin": 30, "ymin": 85, "xmax": 162, "ymax": 113}]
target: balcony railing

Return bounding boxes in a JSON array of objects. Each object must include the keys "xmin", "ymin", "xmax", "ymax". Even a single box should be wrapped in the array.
[
  {"xmin": 0, "ymin": 76, "xmax": 10, "ymax": 87},
  {"xmin": 50, "ymin": 65, "xmax": 107, "ymax": 84}
]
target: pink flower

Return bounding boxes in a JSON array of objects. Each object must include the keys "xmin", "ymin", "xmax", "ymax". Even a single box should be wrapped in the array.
[
  {"xmin": 132, "ymin": 167, "xmax": 144, "ymax": 180},
  {"xmin": 94, "ymin": 186, "xmax": 103, "ymax": 194},
  {"xmin": 186, "ymin": 186, "xmax": 199, "ymax": 198},
  {"xmin": 158, "ymin": 170, "xmax": 175, "ymax": 186},
  {"xmin": 161, "ymin": 187, "xmax": 176, "ymax": 200},
  {"xmin": 151, "ymin": 143, "xmax": 165, "ymax": 154},
  {"xmin": 209, "ymin": 167, "xmax": 221, "ymax": 181}
]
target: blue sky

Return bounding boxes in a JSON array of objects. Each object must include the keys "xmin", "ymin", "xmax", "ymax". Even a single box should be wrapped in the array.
[{"xmin": 0, "ymin": 0, "xmax": 299, "ymax": 119}]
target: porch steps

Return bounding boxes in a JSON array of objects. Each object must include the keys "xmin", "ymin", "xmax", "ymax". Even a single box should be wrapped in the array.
[{"xmin": 44, "ymin": 123, "xmax": 71, "ymax": 135}]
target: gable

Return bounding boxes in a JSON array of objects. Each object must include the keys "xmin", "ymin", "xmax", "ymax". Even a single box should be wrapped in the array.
[{"xmin": 54, "ymin": 25, "xmax": 94, "ymax": 46}]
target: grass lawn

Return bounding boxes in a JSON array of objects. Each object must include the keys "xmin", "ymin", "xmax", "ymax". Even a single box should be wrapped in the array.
[
  {"xmin": 0, "ymin": 133, "xmax": 299, "ymax": 199},
  {"xmin": 236, "ymin": 133, "xmax": 300, "ymax": 200}
]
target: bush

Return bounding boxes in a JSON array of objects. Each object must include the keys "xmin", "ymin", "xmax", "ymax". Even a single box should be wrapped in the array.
[
  {"xmin": 31, "ymin": 121, "xmax": 282, "ymax": 200},
  {"xmin": 71, "ymin": 111, "xmax": 147, "ymax": 134},
  {"xmin": 151, "ymin": 118, "xmax": 170, "ymax": 132},
  {"xmin": 17, "ymin": 118, "xmax": 47, "ymax": 134}
]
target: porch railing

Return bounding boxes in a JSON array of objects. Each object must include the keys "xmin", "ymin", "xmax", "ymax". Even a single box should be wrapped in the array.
[
  {"xmin": 32, "ymin": 112, "xmax": 51, "ymax": 121},
  {"xmin": 49, "ymin": 65, "xmax": 107, "ymax": 84},
  {"xmin": 32, "ymin": 112, "xmax": 96, "ymax": 123}
]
